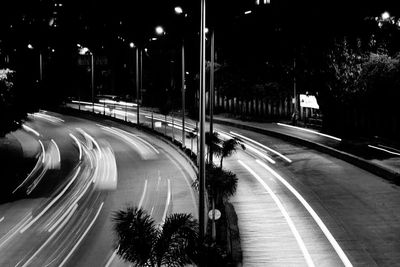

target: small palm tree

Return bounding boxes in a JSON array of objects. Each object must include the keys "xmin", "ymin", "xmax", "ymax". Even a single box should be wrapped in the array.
[
  {"xmin": 219, "ymin": 138, "xmax": 245, "ymax": 169},
  {"xmin": 113, "ymin": 207, "xmax": 198, "ymax": 267},
  {"xmin": 205, "ymin": 131, "xmax": 222, "ymax": 163}
]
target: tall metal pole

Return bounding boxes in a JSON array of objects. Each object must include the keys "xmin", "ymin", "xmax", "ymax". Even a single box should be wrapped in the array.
[
  {"xmin": 209, "ymin": 28, "xmax": 216, "ymax": 242},
  {"xmin": 199, "ymin": 0, "xmax": 207, "ymax": 245},
  {"xmin": 209, "ymin": 29, "xmax": 215, "ymax": 164},
  {"xmin": 293, "ymin": 57, "xmax": 297, "ymax": 124},
  {"xmin": 181, "ymin": 40, "xmax": 186, "ymax": 148},
  {"xmin": 39, "ymin": 52, "xmax": 43, "ymax": 81},
  {"xmin": 91, "ymin": 53, "xmax": 94, "ymax": 113},
  {"xmin": 140, "ymin": 49, "xmax": 143, "ymax": 103},
  {"xmin": 136, "ymin": 47, "xmax": 140, "ymax": 125}
]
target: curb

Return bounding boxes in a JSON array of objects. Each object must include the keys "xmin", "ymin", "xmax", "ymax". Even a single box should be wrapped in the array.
[{"xmin": 213, "ymin": 118, "xmax": 400, "ymax": 185}]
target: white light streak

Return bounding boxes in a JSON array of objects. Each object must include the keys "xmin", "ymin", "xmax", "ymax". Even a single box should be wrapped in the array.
[
  {"xmin": 256, "ymin": 159, "xmax": 353, "ymax": 267},
  {"xmin": 69, "ymin": 133, "xmax": 82, "ymax": 160},
  {"xmin": 138, "ymin": 180, "xmax": 148, "ymax": 209},
  {"xmin": 238, "ymin": 160, "xmax": 315, "ymax": 267},
  {"xmin": 277, "ymin": 123, "xmax": 342, "ymax": 142},
  {"xmin": 22, "ymin": 124, "xmax": 40, "ymax": 137},
  {"xmin": 230, "ymin": 131, "xmax": 292, "ymax": 163},
  {"xmin": 368, "ymin": 145, "xmax": 400, "ymax": 157},
  {"xmin": 51, "ymin": 139, "xmax": 61, "ymax": 164},
  {"xmin": 59, "ymin": 202, "xmax": 104, "ymax": 267},
  {"xmin": 161, "ymin": 179, "xmax": 171, "ymax": 225}
]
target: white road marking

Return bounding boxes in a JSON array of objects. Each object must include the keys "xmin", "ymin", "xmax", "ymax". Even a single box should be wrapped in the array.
[
  {"xmin": 59, "ymin": 202, "xmax": 104, "ymax": 267},
  {"xmin": 238, "ymin": 160, "xmax": 315, "ymax": 267},
  {"xmin": 256, "ymin": 159, "xmax": 353, "ymax": 267},
  {"xmin": 0, "ymin": 216, "xmax": 4, "ymax": 223},
  {"xmin": 277, "ymin": 123, "xmax": 342, "ymax": 142},
  {"xmin": 104, "ymin": 249, "xmax": 118, "ymax": 267},
  {"xmin": 230, "ymin": 131, "xmax": 292, "ymax": 163}
]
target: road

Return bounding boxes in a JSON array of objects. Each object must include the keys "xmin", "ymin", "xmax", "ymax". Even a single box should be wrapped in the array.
[
  {"xmin": 38, "ymin": 102, "xmax": 400, "ymax": 266},
  {"xmin": 0, "ymin": 111, "xmax": 197, "ymax": 267},
  {"xmin": 215, "ymin": 125, "xmax": 400, "ymax": 266}
]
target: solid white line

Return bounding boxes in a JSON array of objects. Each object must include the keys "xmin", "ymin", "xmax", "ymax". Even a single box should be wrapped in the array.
[
  {"xmin": 161, "ymin": 179, "xmax": 171, "ymax": 225},
  {"xmin": 138, "ymin": 180, "xmax": 148, "ymax": 209},
  {"xmin": 69, "ymin": 133, "xmax": 82, "ymax": 160},
  {"xmin": 256, "ymin": 159, "xmax": 353, "ymax": 267},
  {"xmin": 230, "ymin": 131, "xmax": 292, "ymax": 163},
  {"xmin": 20, "ymin": 167, "xmax": 81, "ymax": 233},
  {"xmin": 51, "ymin": 139, "xmax": 61, "ymax": 163},
  {"xmin": 22, "ymin": 124, "xmax": 40, "ymax": 137},
  {"xmin": 59, "ymin": 202, "xmax": 104, "ymax": 267},
  {"xmin": 277, "ymin": 123, "xmax": 342, "ymax": 142},
  {"xmin": 368, "ymin": 145, "xmax": 400, "ymax": 157},
  {"xmin": 238, "ymin": 160, "xmax": 315, "ymax": 267}
]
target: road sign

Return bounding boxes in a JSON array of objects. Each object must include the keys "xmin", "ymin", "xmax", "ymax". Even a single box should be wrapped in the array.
[
  {"xmin": 208, "ymin": 209, "xmax": 221, "ymax": 221},
  {"xmin": 299, "ymin": 94, "xmax": 319, "ymax": 109}
]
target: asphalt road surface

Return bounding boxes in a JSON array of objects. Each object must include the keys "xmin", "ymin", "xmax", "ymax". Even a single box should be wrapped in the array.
[{"xmin": 0, "ymin": 111, "xmax": 197, "ymax": 267}]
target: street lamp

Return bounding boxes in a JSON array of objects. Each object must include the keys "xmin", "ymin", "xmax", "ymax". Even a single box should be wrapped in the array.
[
  {"xmin": 78, "ymin": 44, "xmax": 95, "ymax": 113},
  {"xmin": 174, "ymin": 6, "xmax": 183, "ymax": 14},
  {"xmin": 155, "ymin": 26, "xmax": 165, "ymax": 35},
  {"xmin": 382, "ymin": 11, "xmax": 390, "ymax": 21},
  {"xmin": 27, "ymin": 43, "xmax": 43, "ymax": 81}
]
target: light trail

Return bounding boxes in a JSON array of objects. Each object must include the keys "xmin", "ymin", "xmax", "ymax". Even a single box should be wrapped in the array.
[
  {"xmin": 34, "ymin": 112, "xmax": 65, "ymax": 123},
  {"xmin": 77, "ymin": 128, "xmax": 102, "ymax": 158},
  {"xmin": 59, "ymin": 202, "xmax": 104, "ymax": 267},
  {"xmin": 69, "ymin": 133, "xmax": 82, "ymax": 160},
  {"xmin": 230, "ymin": 131, "xmax": 292, "ymax": 163},
  {"xmin": 238, "ymin": 160, "xmax": 315, "ymax": 267},
  {"xmin": 112, "ymin": 127, "xmax": 159, "ymax": 154},
  {"xmin": 161, "ymin": 179, "xmax": 171, "ymax": 225},
  {"xmin": 39, "ymin": 140, "xmax": 46, "ymax": 163},
  {"xmin": 368, "ymin": 144, "xmax": 400, "ymax": 157},
  {"xmin": 51, "ymin": 139, "xmax": 61, "ymax": 164},
  {"xmin": 0, "ymin": 216, "xmax": 4, "ymax": 223},
  {"xmin": 20, "ymin": 167, "xmax": 81, "ymax": 233},
  {"xmin": 21, "ymin": 204, "xmax": 78, "ymax": 267},
  {"xmin": 245, "ymin": 144, "xmax": 276, "ymax": 164},
  {"xmin": 138, "ymin": 180, "xmax": 148, "ymax": 209},
  {"xmin": 22, "ymin": 124, "xmax": 40, "ymax": 137},
  {"xmin": 256, "ymin": 159, "xmax": 353, "ymax": 267},
  {"xmin": 277, "ymin": 123, "xmax": 342, "ymax": 142}
]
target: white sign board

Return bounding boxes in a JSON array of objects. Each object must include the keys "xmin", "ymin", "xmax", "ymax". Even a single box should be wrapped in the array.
[
  {"xmin": 208, "ymin": 209, "xmax": 221, "ymax": 221},
  {"xmin": 155, "ymin": 121, "xmax": 162, "ymax": 128},
  {"xmin": 299, "ymin": 94, "xmax": 319, "ymax": 109}
]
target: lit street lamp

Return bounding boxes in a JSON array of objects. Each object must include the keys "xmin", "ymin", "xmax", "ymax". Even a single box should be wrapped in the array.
[
  {"xmin": 27, "ymin": 43, "xmax": 43, "ymax": 82},
  {"xmin": 78, "ymin": 44, "xmax": 95, "ymax": 113}
]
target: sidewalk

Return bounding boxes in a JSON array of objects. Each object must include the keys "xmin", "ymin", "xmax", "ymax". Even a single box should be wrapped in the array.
[{"xmin": 212, "ymin": 115, "xmax": 400, "ymax": 184}]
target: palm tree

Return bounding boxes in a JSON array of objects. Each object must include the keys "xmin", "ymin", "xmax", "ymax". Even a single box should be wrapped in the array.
[
  {"xmin": 205, "ymin": 131, "xmax": 222, "ymax": 163},
  {"xmin": 219, "ymin": 138, "xmax": 245, "ymax": 169},
  {"xmin": 113, "ymin": 207, "xmax": 198, "ymax": 267}
]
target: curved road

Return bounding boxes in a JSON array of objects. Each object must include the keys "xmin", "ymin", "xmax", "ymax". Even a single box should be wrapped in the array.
[{"xmin": 0, "ymin": 111, "xmax": 197, "ymax": 267}]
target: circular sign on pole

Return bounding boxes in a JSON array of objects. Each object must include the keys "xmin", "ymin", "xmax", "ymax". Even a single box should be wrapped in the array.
[{"xmin": 208, "ymin": 209, "xmax": 221, "ymax": 221}]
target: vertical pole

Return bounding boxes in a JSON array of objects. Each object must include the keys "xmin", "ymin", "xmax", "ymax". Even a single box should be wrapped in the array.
[
  {"xmin": 140, "ymin": 49, "xmax": 143, "ymax": 103},
  {"xmin": 39, "ymin": 52, "xmax": 43, "ymax": 81},
  {"xmin": 209, "ymin": 29, "xmax": 215, "ymax": 164},
  {"xmin": 293, "ymin": 57, "xmax": 297, "ymax": 125},
  {"xmin": 199, "ymin": 0, "xmax": 207, "ymax": 245},
  {"xmin": 136, "ymin": 48, "xmax": 140, "ymax": 125},
  {"xmin": 181, "ymin": 40, "xmax": 186, "ymax": 148},
  {"xmin": 91, "ymin": 53, "xmax": 95, "ymax": 113},
  {"xmin": 210, "ymin": 29, "xmax": 216, "ymax": 242}
]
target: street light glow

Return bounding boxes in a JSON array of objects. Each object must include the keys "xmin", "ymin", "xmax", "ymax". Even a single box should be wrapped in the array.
[
  {"xmin": 382, "ymin": 11, "xmax": 390, "ymax": 20},
  {"xmin": 155, "ymin": 26, "xmax": 164, "ymax": 35},
  {"xmin": 129, "ymin": 42, "xmax": 135, "ymax": 48},
  {"xmin": 27, "ymin": 44, "xmax": 34, "ymax": 49},
  {"xmin": 244, "ymin": 10, "xmax": 252, "ymax": 15},
  {"xmin": 174, "ymin": 6, "xmax": 183, "ymax": 14},
  {"xmin": 205, "ymin": 27, "xmax": 209, "ymax": 34}
]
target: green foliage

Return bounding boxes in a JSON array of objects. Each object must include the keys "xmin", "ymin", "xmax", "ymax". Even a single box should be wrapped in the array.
[{"xmin": 113, "ymin": 207, "xmax": 199, "ymax": 267}]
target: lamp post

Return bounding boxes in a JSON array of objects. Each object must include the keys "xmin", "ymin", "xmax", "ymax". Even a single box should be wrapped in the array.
[
  {"xmin": 27, "ymin": 44, "xmax": 43, "ymax": 82},
  {"xmin": 174, "ymin": 6, "xmax": 187, "ymax": 148},
  {"xmin": 78, "ymin": 44, "xmax": 95, "ymax": 112},
  {"xmin": 199, "ymin": 0, "xmax": 207, "ymax": 245}
]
